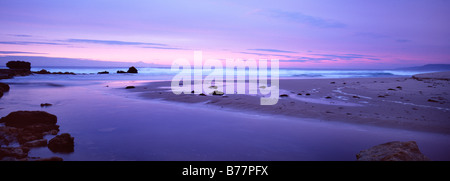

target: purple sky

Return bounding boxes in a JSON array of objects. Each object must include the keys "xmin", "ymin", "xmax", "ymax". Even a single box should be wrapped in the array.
[{"xmin": 0, "ymin": 0, "xmax": 449, "ymax": 68}]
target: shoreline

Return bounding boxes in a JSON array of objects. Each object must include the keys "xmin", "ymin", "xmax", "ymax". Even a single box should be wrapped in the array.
[{"xmin": 124, "ymin": 74, "xmax": 450, "ymax": 134}]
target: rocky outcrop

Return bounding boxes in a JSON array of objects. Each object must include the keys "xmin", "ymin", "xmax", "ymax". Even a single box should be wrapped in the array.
[
  {"xmin": 356, "ymin": 141, "xmax": 430, "ymax": 161},
  {"xmin": 98, "ymin": 71, "xmax": 109, "ymax": 74},
  {"xmin": 48, "ymin": 133, "xmax": 74, "ymax": 153},
  {"xmin": 0, "ymin": 111, "xmax": 57, "ymax": 128},
  {"xmin": 23, "ymin": 139, "xmax": 47, "ymax": 148},
  {"xmin": 6, "ymin": 61, "xmax": 31, "ymax": 70},
  {"xmin": 117, "ymin": 66, "xmax": 138, "ymax": 74},
  {"xmin": 127, "ymin": 66, "xmax": 138, "ymax": 73},
  {"xmin": 0, "ymin": 82, "xmax": 10, "ymax": 98},
  {"xmin": 0, "ymin": 147, "xmax": 29, "ymax": 160},
  {"xmin": 33, "ymin": 69, "xmax": 76, "ymax": 75}
]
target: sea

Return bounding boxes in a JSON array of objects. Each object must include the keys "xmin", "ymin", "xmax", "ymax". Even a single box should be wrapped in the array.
[{"xmin": 1, "ymin": 66, "xmax": 436, "ymax": 81}]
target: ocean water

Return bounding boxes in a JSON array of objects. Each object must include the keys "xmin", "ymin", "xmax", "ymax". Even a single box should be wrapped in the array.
[{"xmin": 1, "ymin": 66, "xmax": 436, "ymax": 81}]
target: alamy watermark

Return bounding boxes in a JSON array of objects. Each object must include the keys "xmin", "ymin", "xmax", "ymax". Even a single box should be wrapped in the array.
[{"xmin": 171, "ymin": 51, "xmax": 279, "ymax": 105}]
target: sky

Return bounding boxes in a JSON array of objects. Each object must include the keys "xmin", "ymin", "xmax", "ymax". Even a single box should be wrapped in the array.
[{"xmin": 0, "ymin": 0, "xmax": 449, "ymax": 69}]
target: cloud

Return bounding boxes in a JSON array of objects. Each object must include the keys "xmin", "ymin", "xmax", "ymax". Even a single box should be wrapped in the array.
[
  {"xmin": 310, "ymin": 53, "xmax": 377, "ymax": 60},
  {"xmin": 247, "ymin": 48, "xmax": 298, "ymax": 53},
  {"xmin": 239, "ymin": 51, "xmax": 295, "ymax": 58},
  {"xmin": 8, "ymin": 34, "xmax": 33, "ymax": 37},
  {"xmin": 0, "ymin": 51, "xmax": 46, "ymax": 55},
  {"xmin": 263, "ymin": 10, "xmax": 346, "ymax": 28},
  {"xmin": 64, "ymin": 39, "xmax": 167, "ymax": 47},
  {"xmin": 0, "ymin": 41, "xmax": 67, "ymax": 45},
  {"xmin": 141, "ymin": 46, "xmax": 184, "ymax": 50}
]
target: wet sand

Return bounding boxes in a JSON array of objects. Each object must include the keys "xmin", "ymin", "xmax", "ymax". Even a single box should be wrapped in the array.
[{"xmin": 126, "ymin": 73, "xmax": 450, "ymax": 134}]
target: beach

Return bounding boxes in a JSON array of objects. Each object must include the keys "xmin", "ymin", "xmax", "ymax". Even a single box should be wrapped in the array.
[
  {"xmin": 127, "ymin": 73, "xmax": 450, "ymax": 134},
  {"xmin": 2, "ymin": 70, "xmax": 449, "ymax": 161}
]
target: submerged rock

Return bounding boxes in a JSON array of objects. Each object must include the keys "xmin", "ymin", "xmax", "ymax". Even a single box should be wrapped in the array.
[
  {"xmin": 48, "ymin": 133, "xmax": 74, "ymax": 153},
  {"xmin": 97, "ymin": 71, "xmax": 109, "ymax": 74},
  {"xmin": 356, "ymin": 141, "xmax": 430, "ymax": 161}
]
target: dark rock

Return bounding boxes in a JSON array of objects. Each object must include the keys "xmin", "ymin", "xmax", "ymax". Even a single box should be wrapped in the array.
[
  {"xmin": 125, "ymin": 86, "xmax": 135, "ymax": 89},
  {"xmin": 325, "ymin": 96, "xmax": 332, "ymax": 99},
  {"xmin": 0, "ymin": 83, "xmax": 10, "ymax": 92},
  {"xmin": 0, "ymin": 147, "xmax": 30, "ymax": 159},
  {"xmin": 23, "ymin": 139, "xmax": 47, "ymax": 148},
  {"xmin": 127, "ymin": 66, "xmax": 138, "ymax": 73},
  {"xmin": 330, "ymin": 82, "xmax": 335, "ymax": 84},
  {"xmin": 199, "ymin": 93, "xmax": 206, "ymax": 96},
  {"xmin": 48, "ymin": 133, "xmax": 74, "ymax": 153},
  {"xmin": 297, "ymin": 93, "xmax": 302, "ymax": 95},
  {"xmin": 34, "ymin": 69, "xmax": 51, "ymax": 74},
  {"xmin": 6, "ymin": 61, "xmax": 31, "ymax": 70},
  {"xmin": 0, "ymin": 111, "xmax": 57, "ymax": 128},
  {"xmin": 387, "ymin": 88, "xmax": 396, "ymax": 91},
  {"xmin": 35, "ymin": 156, "xmax": 63, "ymax": 161},
  {"xmin": 279, "ymin": 94, "xmax": 288, "ymax": 97},
  {"xmin": 352, "ymin": 96, "xmax": 360, "ymax": 99},
  {"xmin": 427, "ymin": 99, "xmax": 439, "ymax": 103},
  {"xmin": 356, "ymin": 141, "xmax": 430, "ymax": 161},
  {"xmin": 396, "ymin": 86, "xmax": 403, "ymax": 90},
  {"xmin": 212, "ymin": 90, "xmax": 224, "ymax": 96},
  {"xmin": 97, "ymin": 71, "xmax": 109, "ymax": 74},
  {"xmin": 40, "ymin": 103, "xmax": 53, "ymax": 107},
  {"xmin": 305, "ymin": 93, "xmax": 311, "ymax": 96},
  {"xmin": 117, "ymin": 70, "xmax": 127, "ymax": 74}
]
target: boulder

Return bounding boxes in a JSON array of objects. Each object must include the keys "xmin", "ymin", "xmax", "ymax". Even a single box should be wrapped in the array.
[
  {"xmin": 40, "ymin": 103, "xmax": 53, "ymax": 107},
  {"xmin": 125, "ymin": 86, "xmax": 135, "ymax": 89},
  {"xmin": 117, "ymin": 70, "xmax": 127, "ymax": 74},
  {"xmin": 6, "ymin": 61, "xmax": 31, "ymax": 70},
  {"xmin": 0, "ymin": 82, "xmax": 10, "ymax": 92},
  {"xmin": 356, "ymin": 141, "xmax": 430, "ymax": 161},
  {"xmin": 98, "ymin": 71, "xmax": 109, "ymax": 74},
  {"xmin": 0, "ymin": 111, "xmax": 57, "ymax": 128},
  {"xmin": 212, "ymin": 90, "xmax": 224, "ymax": 96},
  {"xmin": 48, "ymin": 133, "xmax": 74, "ymax": 153},
  {"xmin": 127, "ymin": 66, "xmax": 138, "ymax": 73}
]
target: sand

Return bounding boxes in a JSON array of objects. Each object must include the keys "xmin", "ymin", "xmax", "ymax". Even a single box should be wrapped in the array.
[{"xmin": 125, "ymin": 72, "xmax": 450, "ymax": 134}]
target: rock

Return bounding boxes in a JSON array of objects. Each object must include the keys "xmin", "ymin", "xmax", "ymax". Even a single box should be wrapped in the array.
[
  {"xmin": 0, "ymin": 111, "xmax": 57, "ymax": 128},
  {"xmin": 35, "ymin": 156, "xmax": 63, "ymax": 161},
  {"xmin": 34, "ymin": 69, "xmax": 51, "ymax": 74},
  {"xmin": 356, "ymin": 141, "xmax": 430, "ymax": 161},
  {"xmin": 305, "ymin": 93, "xmax": 311, "ymax": 96},
  {"xmin": 0, "ymin": 147, "xmax": 30, "ymax": 159},
  {"xmin": 23, "ymin": 139, "xmax": 47, "ymax": 148},
  {"xmin": 325, "ymin": 96, "xmax": 332, "ymax": 99},
  {"xmin": 387, "ymin": 88, "xmax": 396, "ymax": 91},
  {"xmin": 6, "ymin": 61, "xmax": 31, "ymax": 70},
  {"xmin": 199, "ymin": 93, "xmax": 206, "ymax": 96},
  {"xmin": 297, "ymin": 93, "xmax": 302, "ymax": 95},
  {"xmin": 428, "ymin": 99, "xmax": 439, "ymax": 103},
  {"xmin": 48, "ymin": 133, "xmax": 74, "ymax": 153},
  {"xmin": 127, "ymin": 66, "xmax": 138, "ymax": 73},
  {"xmin": 212, "ymin": 90, "xmax": 224, "ymax": 96},
  {"xmin": 352, "ymin": 96, "xmax": 360, "ymax": 99},
  {"xmin": 125, "ymin": 86, "xmax": 135, "ymax": 89},
  {"xmin": 40, "ymin": 103, "xmax": 53, "ymax": 107},
  {"xmin": 279, "ymin": 94, "xmax": 288, "ymax": 97},
  {"xmin": 117, "ymin": 70, "xmax": 127, "ymax": 74},
  {"xmin": 97, "ymin": 71, "xmax": 109, "ymax": 74},
  {"xmin": 209, "ymin": 85, "xmax": 218, "ymax": 89},
  {"xmin": 0, "ymin": 82, "xmax": 10, "ymax": 92}
]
